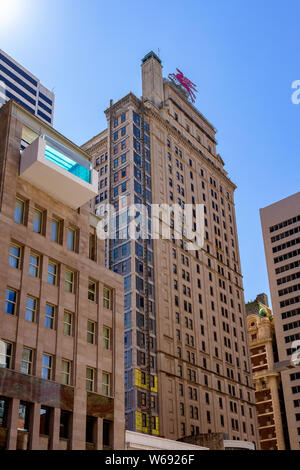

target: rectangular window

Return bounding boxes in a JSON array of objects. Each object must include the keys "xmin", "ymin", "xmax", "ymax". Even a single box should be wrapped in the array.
[
  {"xmin": 0, "ymin": 398, "xmax": 9, "ymax": 428},
  {"xmin": 103, "ymin": 327, "xmax": 111, "ymax": 350},
  {"xmin": 103, "ymin": 287, "xmax": 112, "ymax": 310},
  {"xmin": 60, "ymin": 410, "xmax": 71, "ymax": 439},
  {"xmin": 25, "ymin": 296, "xmax": 37, "ymax": 322},
  {"xmin": 33, "ymin": 208, "xmax": 43, "ymax": 234},
  {"xmin": 88, "ymin": 280, "xmax": 97, "ymax": 302},
  {"xmin": 45, "ymin": 303, "xmax": 55, "ymax": 329},
  {"xmin": 48, "ymin": 262, "xmax": 57, "ymax": 285},
  {"xmin": 9, "ymin": 244, "xmax": 21, "ymax": 269},
  {"xmin": 5, "ymin": 288, "xmax": 17, "ymax": 316},
  {"xmin": 61, "ymin": 359, "xmax": 71, "ymax": 385},
  {"xmin": 51, "ymin": 218, "xmax": 61, "ymax": 243},
  {"xmin": 87, "ymin": 321, "xmax": 96, "ymax": 344},
  {"xmin": 67, "ymin": 228, "xmax": 76, "ymax": 251},
  {"xmin": 63, "ymin": 311, "xmax": 72, "ymax": 336},
  {"xmin": 0, "ymin": 341, "xmax": 13, "ymax": 368},
  {"xmin": 65, "ymin": 270, "xmax": 75, "ymax": 293},
  {"xmin": 102, "ymin": 372, "xmax": 110, "ymax": 396},
  {"xmin": 14, "ymin": 198, "xmax": 25, "ymax": 224},
  {"xmin": 86, "ymin": 367, "xmax": 95, "ymax": 391},
  {"xmin": 18, "ymin": 402, "xmax": 30, "ymax": 431},
  {"xmin": 42, "ymin": 354, "xmax": 53, "ymax": 380},
  {"xmin": 40, "ymin": 406, "xmax": 51, "ymax": 436},
  {"xmin": 89, "ymin": 233, "xmax": 96, "ymax": 261},
  {"xmin": 29, "ymin": 252, "xmax": 40, "ymax": 277},
  {"xmin": 21, "ymin": 348, "xmax": 33, "ymax": 375}
]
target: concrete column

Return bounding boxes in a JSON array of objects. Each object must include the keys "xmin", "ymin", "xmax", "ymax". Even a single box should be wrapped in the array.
[
  {"xmin": 70, "ymin": 390, "xmax": 86, "ymax": 450},
  {"xmin": 95, "ymin": 417, "xmax": 103, "ymax": 450},
  {"xmin": 29, "ymin": 402, "xmax": 41, "ymax": 449},
  {"xmin": 113, "ymin": 418, "xmax": 125, "ymax": 450},
  {"xmin": 49, "ymin": 408, "xmax": 61, "ymax": 450},
  {"xmin": 6, "ymin": 397, "xmax": 20, "ymax": 450}
]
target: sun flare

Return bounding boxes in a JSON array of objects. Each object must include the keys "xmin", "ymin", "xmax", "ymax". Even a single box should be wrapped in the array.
[{"xmin": 0, "ymin": 0, "xmax": 22, "ymax": 24}]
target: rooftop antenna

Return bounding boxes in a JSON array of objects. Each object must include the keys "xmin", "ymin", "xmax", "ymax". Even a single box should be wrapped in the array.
[{"xmin": 157, "ymin": 48, "xmax": 160, "ymax": 58}]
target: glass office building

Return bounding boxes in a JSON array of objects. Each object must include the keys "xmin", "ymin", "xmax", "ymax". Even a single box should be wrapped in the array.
[{"xmin": 0, "ymin": 48, "xmax": 54, "ymax": 125}]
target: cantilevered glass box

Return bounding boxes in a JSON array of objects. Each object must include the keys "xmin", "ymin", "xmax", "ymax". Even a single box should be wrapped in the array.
[{"xmin": 19, "ymin": 135, "xmax": 98, "ymax": 209}]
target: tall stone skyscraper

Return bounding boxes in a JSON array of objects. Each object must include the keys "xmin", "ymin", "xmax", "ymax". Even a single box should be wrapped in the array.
[{"xmin": 83, "ymin": 51, "xmax": 259, "ymax": 447}]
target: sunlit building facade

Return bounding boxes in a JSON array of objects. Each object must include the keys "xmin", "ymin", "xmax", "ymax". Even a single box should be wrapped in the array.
[
  {"xmin": 246, "ymin": 294, "xmax": 287, "ymax": 449},
  {"xmin": 260, "ymin": 192, "xmax": 300, "ymax": 449},
  {"xmin": 83, "ymin": 51, "xmax": 259, "ymax": 447},
  {"xmin": 0, "ymin": 100, "xmax": 124, "ymax": 450}
]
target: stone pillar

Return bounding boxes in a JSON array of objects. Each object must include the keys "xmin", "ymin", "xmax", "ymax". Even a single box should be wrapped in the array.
[
  {"xmin": 29, "ymin": 402, "xmax": 41, "ymax": 449},
  {"xmin": 49, "ymin": 408, "xmax": 61, "ymax": 450},
  {"xmin": 6, "ymin": 397, "xmax": 20, "ymax": 450},
  {"xmin": 95, "ymin": 417, "xmax": 103, "ymax": 450},
  {"xmin": 70, "ymin": 390, "xmax": 86, "ymax": 450}
]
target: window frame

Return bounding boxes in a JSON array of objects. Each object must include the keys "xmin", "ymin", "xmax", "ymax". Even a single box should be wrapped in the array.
[
  {"xmin": 21, "ymin": 347, "xmax": 34, "ymax": 375},
  {"xmin": 87, "ymin": 320, "xmax": 96, "ymax": 345},
  {"xmin": 33, "ymin": 207, "xmax": 44, "ymax": 234},
  {"xmin": 42, "ymin": 353, "xmax": 53, "ymax": 380},
  {"xmin": 47, "ymin": 261, "xmax": 58, "ymax": 285},
  {"xmin": 86, "ymin": 367, "xmax": 95, "ymax": 392},
  {"xmin": 51, "ymin": 217, "xmax": 61, "ymax": 244},
  {"xmin": 63, "ymin": 311, "xmax": 73, "ymax": 336},
  {"xmin": 14, "ymin": 197, "xmax": 25, "ymax": 225},
  {"xmin": 25, "ymin": 295, "xmax": 37, "ymax": 323},
  {"xmin": 9, "ymin": 243, "xmax": 22, "ymax": 269},
  {"xmin": 61, "ymin": 359, "xmax": 71, "ymax": 385},
  {"xmin": 65, "ymin": 269, "xmax": 75, "ymax": 293},
  {"xmin": 88, "ymin": 279, "xmax": 97, "ymax": 302},
  {"xmin": 45, "ymin": 303, "xmax": 56, "ymax": 330},
  {"xmin": 102, "ymin": 371, "xmax": 110, "ymax": 396},
  {"xmin": 67, "ymin": 227, "xmax": 77, "ymax": 252},
  {"xmin": 103, "ymin": 287, "xmax": 112, "ymax": 310},
  {"xmin": 5, "ymin": 288, "xmax": 18, "ymax": 316},
  {"xmin": 103, "ymin": 326, "xmax": 111, "ymax": 350},
  {"xmin": 0, "ymin": 340, "xmax": 13, "ymax": 369},
  {"xmin": 29, "ymin": 252, "xmax": 40, "ymax": 278}
]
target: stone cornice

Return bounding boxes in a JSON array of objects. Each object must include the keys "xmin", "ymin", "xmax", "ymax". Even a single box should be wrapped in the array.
[
  {"xmin": 87, "ymin": 136, "xmax": 108, "ymax": 155},
  {"xmin": 104, "ymin": 92, "xmax": 142, "ymax": 117}
]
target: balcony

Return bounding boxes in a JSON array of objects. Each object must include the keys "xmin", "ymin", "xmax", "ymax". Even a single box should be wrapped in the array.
[{"xmin": 20, "ymin": 135, "xmax": 98, "ymax": 209}]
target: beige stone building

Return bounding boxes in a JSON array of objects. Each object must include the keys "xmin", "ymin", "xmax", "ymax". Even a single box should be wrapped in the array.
[
  {"xmin": 260, "ymin": 192, "xmax": 300, "ymax": 449},
  {"xmin": 246, "ymin": 294, "xmax": 287, "ymax": 449},
  {"xmin": 0, "ymin": 100, "xmax": 125, "ymax": 450},
  {"xmin": 82, "ymin": 51, "xmax": 259, "ymax": 447}
]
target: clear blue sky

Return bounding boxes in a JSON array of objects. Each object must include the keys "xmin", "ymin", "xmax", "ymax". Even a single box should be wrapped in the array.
[{"xmin": 1, "ymin": 0, "xmax": 299, "ymax": 305}]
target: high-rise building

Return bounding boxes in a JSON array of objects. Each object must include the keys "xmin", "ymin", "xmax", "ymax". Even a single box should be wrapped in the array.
[
  {"xmin": 0, "ymin": 100, "xmax": 125, "ymax": 450},
  {"xmin": 246, "ymin": 294, "xmax": 288, "ymax": 449},
  {"xmin": 82, "ymin": 51, "xmax": 259, "ymax": 447},
  {"xmin": 0, "ymin": 49, "xmax": 55, "ymax": 125},
  {"xmin": 260, "ymin": 192, "xmax": 300, "ymax": 449}
]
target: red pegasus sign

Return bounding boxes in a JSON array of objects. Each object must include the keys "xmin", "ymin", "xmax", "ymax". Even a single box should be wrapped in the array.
[{"xmin": 168, "ymin": 69, "xmax": 198, "ymax": 103}]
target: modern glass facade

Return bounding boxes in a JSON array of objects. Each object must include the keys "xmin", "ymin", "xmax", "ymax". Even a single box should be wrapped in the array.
[
  {"xmin": 0, "ymin": 49, "xmax": 54, "ymax": 125},
  {"xmin": 106, "ymin": 108, "xmax": 159, "ymax": 435}
]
